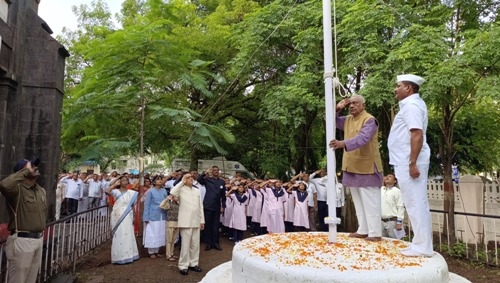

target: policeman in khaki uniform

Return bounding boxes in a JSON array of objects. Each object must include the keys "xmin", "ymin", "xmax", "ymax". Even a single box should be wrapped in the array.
[{"xmin": 0, "ymin": 158, "xmax": 47, "ymax": 283}]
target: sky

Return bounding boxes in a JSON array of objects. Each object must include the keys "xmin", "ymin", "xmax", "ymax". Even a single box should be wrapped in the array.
[{"xmin": 38, "ymin": 0, "xmax": 124, "ymax": 37}]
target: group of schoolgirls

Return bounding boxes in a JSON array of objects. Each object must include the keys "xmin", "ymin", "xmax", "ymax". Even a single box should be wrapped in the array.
[{"xmin": 220, "ymin": 178, "xmax": 313, "ymax": 244}]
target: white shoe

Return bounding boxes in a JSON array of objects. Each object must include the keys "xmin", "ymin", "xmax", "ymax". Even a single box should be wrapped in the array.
[{"xmin": 400, "ymin": 249, "xmax": 433, "ymax": 257}]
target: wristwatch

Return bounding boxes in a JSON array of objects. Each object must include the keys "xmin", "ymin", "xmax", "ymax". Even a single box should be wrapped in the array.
[{"xmin": 408, "ymin": 160, "xmax": 416, "ymax": 165}]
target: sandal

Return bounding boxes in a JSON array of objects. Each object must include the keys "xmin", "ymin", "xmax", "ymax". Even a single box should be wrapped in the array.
[
  {"xmin": 150, "ymin": 254, "xmax": 158, "ymax": 259},
  {"xmin": 167, "ymin": 256, "xmax": 177, "ymax": 261},
  {"xmin": 172, "ymin": 255, "xmax": 179, "ymax": 259},
  {"xmin": 156, "ymin": 253, "xmax": 164, "ymax": 258}
]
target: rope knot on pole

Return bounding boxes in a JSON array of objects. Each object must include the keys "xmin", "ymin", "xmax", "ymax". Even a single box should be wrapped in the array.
[{"xmin": 323, "ymin": 71, "xmax": 334, "ymax": 79}]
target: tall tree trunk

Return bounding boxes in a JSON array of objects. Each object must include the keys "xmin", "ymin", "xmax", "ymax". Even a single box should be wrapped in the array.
[
  {"xmin": 440, "ymin": 91, "xmax": 456, "ymax": 245},
  {"xmin": 189, "ymin": 147, "xmax": 200, "ymax": 172}
]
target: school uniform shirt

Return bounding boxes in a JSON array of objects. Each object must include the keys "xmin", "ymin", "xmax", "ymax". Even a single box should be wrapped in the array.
[
  {"xmin": 291, "ymin": 190, "xmax": 309, "ymax": 229},
  {"xmin": 309, "ymin": 173, "xmax": 327, "ymax": 202},
  {"xmin": 251, "ymin": 190, "xmax": 264, "ymax": 223},
  {"xmin": 284, "ymin": 192, "xmax": 295, "ymax": 222},
  {"xmin": 229, "ymin": 193, "xmax": 249, "ymax": 231}
]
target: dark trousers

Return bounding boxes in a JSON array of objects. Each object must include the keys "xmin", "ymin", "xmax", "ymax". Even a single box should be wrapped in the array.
[
  {"xmin": 66, "ymin": 198, "xmax": 78, "ymax": 215},
  {"xmin": 295, "ymin": 226, "xmax": 308, "ymax": 232},
  {"xmin": 317, "ymin": 201, "xmax": 329, "ymax": 232},
  {"xmin": 250, "ymin": 222, "xmax": 261, "ymax": 235},
  {"xmin": 89, "ymin": 197, "xmax": 100, "ymax": 209},
  {"xmin": 204, "ymin": 209, "xmax": 220, "ymax": 248},
  {"xmin": 284, "ymin": 221, "xmax": 294, "ymax": 232},
  {"xmin": 246, "ymin": 216, "xmax": 252, "ymax": 230},
  {"xmin": 233, "ymin": 229, "xmax": 244, "ymax": 242}
]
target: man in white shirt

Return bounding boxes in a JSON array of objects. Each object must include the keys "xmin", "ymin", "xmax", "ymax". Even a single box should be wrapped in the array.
[
  {"xmin": 99, "ymin": 173, "xmax": 110, "ymax": 216},
  {"xmin": 388, "ymin": 74, "xmax": 432, "ymax": 257},
  {"xmin": 191, "ymin": 171, "xmax": 205, "ymax": 201},
  {"xmin": 85, "ymin": 174, "xmax": 102, "ymax": 209},
  {"xmin": 60, "ymin": 173, "xmax": 83, "ymax": 216},
  {"xmin": 380, "ymin": 174, "xmax": 405, "ymax": 239},
  {"xmin": 309, "ymin": 169, "xmax": 328, "ymax": 231},
  {"xmin": 77, "ymin": 173, "xmax": 89, "ymax": 213}
]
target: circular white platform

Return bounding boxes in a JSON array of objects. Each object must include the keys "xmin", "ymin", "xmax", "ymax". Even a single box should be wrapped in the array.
[{"xmin": 200, "ymin": 232, "xmax": 471, "ymax": 283}]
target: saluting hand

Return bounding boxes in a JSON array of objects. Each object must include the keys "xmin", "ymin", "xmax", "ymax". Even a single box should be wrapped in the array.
[{"xmin": 336, "ymin": 98, "xmax": 351, "ymax": 111}]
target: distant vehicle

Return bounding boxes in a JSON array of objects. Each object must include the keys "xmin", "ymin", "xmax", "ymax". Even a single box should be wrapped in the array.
[{"xmin": 170, "ymin": 157, "xmax": 255, "ymax": 179}]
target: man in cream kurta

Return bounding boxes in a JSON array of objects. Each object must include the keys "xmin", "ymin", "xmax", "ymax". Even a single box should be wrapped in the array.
[{"xmin": 170, "ymin": 173, "xmax": 205, "ymax": 275}]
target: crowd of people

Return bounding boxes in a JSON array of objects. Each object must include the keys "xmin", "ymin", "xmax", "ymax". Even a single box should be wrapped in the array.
[
  {"xmin": 1, "ymin": 73, "xmax": 430, "ymax": 281},
  {"xmin": 53, "ymin": 163, "xmax": 410, "ymax": 272}
]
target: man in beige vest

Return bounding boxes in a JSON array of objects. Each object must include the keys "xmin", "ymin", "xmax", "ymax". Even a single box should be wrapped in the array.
[
  {"xmin": 170, "ymin": 173, "xmax": 205, "ymax": 275},
  {"xmin": 329, "ymin": 94, "xmax": 383, "ymax": 241}
]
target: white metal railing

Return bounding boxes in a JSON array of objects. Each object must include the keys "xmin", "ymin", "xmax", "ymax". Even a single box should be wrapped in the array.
[
  {"xmin": 404, "ymin": 209, "xmax": 500, "ymax": 266},
  {"xmin": 2, "ymin": 182, "xmax": 500, "ymax": 282},
  {"xmin": 1, "ymin": 205, "xmax": 111, "ymax": 282}
]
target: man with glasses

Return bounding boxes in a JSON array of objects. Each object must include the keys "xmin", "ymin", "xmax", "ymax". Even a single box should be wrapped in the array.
[{"xmin": 329, "ymin": 94, "xmax": 384, "ymax": 242}]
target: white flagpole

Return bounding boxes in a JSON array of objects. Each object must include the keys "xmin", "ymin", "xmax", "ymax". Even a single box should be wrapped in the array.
[{"xmin": 322, "ymin": 0, "xmax": 338, "ymax": 243}]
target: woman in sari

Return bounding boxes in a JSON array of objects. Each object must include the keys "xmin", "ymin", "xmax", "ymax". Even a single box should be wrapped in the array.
[
  {"xmin": 106, "ymin": 175, "xmax": 140, "ymax": 264},
  {"xmin": 142, "ymin": 178, "xmax": 167, "ymax": 258}
]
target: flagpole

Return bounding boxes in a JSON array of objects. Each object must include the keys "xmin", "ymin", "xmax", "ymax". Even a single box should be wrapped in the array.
[{"xmin": 322, "ymin": 0, "xmax": 339, "ymax": 243}]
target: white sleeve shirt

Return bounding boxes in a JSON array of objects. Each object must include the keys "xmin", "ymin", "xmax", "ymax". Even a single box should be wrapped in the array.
[
  {"xmin": 388, "ymin": 93, "xmax": 431, "ymax": 166},
  {"xmin": 88, "ymin": 180, "xmax": 102, "ymax": 198},
  {"xmin": 62, "ymin": 178, "xmax": 81, "ymax": 200},
  {"xmin": 381, "ymin": 186, "xmax": 405, "ymax": 220},
  {"xmin": 309, "ymin": 177, "xmax": 327, "ymax": 202},
  {"xmin": 304, "ymin": 182, "xmax": 317, "ymax": 207}
]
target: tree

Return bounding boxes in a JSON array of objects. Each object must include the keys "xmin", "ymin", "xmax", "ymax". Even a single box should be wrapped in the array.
[
  {"xmin": 230, "ymin": 0, "xmax": 329, "ymax": 174},
  {"xmin": 59, "ymin": 0, "xmax": 236, "ymax": 170},
  {"xmin": 338, "ymin": 0, "xmax": 500, "ymax": 242}
]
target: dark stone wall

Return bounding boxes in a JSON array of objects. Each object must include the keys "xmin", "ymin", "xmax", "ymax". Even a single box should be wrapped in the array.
[{"xmin": 0, "ymin": 0, "xmax": 68, "ymax": 223}]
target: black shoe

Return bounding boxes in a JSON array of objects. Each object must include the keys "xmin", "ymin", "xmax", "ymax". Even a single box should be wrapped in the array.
[
  {"xmin": 214, "ymin": 244, "xmax": 222, "ymax": 251},
  {"xmin": 188, "ymin": 265, "xmax": 202, "ymax": 272},
  {"xmin": 204, "ymin": 245, "xmax": 212, "ymax": 251},
  {"xmin": 179, "ymin": 269, "xmax": 188, "ymax": 275}
]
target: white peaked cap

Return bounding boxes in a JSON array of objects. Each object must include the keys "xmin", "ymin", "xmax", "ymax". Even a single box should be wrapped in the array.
[{"xmin": 397, "ymin": 74, "xmax": 425, "ymax": 86}]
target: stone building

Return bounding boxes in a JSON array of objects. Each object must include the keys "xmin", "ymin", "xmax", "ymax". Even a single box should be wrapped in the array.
[{"xmin": 0, "ymin": 0, "xmax": 68, "ymax": 223}]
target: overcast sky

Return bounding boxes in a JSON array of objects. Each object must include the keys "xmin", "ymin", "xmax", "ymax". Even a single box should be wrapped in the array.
[{"xmin": 38, "ymin": 0, "xmax": 124, "ymax": 37}]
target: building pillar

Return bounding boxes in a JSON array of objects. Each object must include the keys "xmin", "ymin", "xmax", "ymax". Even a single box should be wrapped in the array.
[{"xmin": 457, "ymin": 175, "xmax": 484, "ymax": 244}]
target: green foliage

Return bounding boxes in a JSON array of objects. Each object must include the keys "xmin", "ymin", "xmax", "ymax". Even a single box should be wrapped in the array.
[
  {"xmin": 60, "ymin": 0, "xmax": 237, "ymax": 169},
  {"xmin": 451, "ymin": 241, "xmax": 467, "ymax": 258},
  {"xmin": 59, "ymin": 0, "xmax": 500, "ymax": 179}
]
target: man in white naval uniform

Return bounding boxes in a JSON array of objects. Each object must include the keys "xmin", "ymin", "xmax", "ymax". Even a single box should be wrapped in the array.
[{"xmin": 388, "ymin": 74, "xmax": 433, "ymax": 257}]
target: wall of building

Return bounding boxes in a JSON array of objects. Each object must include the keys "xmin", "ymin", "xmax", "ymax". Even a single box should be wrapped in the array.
[{"xmin": 0, "ymin": 0, "xmax": 68, "ymax": 223}]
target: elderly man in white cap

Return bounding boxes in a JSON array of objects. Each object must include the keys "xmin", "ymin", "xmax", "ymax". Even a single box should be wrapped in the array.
[{"xmin": 388, "ymin": 74, "xmax": 433, "ymax": 257}]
